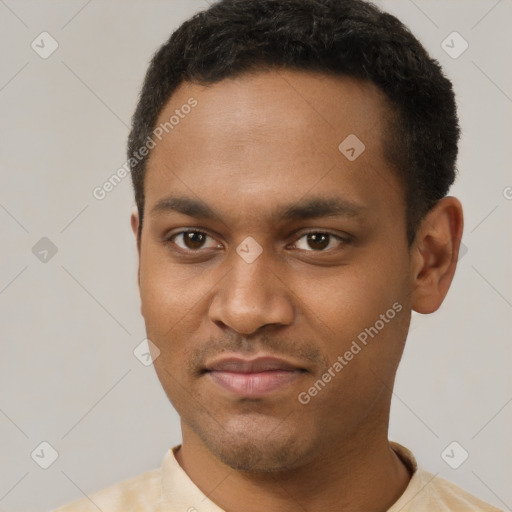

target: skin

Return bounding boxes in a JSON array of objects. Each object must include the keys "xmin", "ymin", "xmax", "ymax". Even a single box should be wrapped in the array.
[{"xmin": 131, "ymin": 70, "xmax": 464, "ymax": 512}]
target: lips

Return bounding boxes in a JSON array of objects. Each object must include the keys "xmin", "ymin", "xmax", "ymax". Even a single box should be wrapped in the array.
[
  {"xmin": 204, "ymin": 356, "xmax": 306, "ymax": 397},
  {"xmin": 206, "ymin": 356, "xmax": 302, "ymax": 373}
]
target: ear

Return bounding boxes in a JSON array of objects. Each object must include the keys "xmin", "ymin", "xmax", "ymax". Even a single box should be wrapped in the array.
[
  {"xmin": 131, "ymin": 207, "xmax": 141, "ymax": 290},
  {"xmin": 410, "ymin": 196, "xmax": 464, "ymax": 314}
]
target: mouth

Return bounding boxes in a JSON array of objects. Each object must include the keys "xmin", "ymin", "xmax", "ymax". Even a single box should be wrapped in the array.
[{"xmin": 203, "ymin": 356, "xmax": 307, "ymax": 398}]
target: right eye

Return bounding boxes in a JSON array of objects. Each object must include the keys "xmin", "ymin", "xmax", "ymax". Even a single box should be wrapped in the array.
[{"xmin": 167, "ymin": 230, "xmax": 221, "ymax": 252}]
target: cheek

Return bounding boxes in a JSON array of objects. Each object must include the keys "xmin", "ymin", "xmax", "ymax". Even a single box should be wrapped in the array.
[
  {"xmin": 139, "ymin": 248, "xmax": 205, "ymax": 351},
  {"xmin": 298, "ymin": 256, "xmax": 408, "ymax": 345},
  {"xmin": 296, "ymin": 257, "xmax": 411, "ymax": 414},
  {"xmin": 296, "ymin": 264, "xmax": 409, "ymax": 427},
  {"xmin": 140, "ymin": 260, "xmax": 205, "ymax": 401}
]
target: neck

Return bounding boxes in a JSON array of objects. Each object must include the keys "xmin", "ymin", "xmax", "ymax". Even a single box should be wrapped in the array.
[{"xmin": 175, "ymin": 418, "xmax": 411, "ymax": 512}]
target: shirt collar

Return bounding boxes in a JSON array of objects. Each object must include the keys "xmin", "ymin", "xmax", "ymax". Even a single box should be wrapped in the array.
[{"xmin": 161, "ymin": 442, "xmax": 420, "ymax": 511}]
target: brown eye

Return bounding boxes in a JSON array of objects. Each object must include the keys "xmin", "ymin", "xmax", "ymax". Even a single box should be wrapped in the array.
[
  {"xmin": 306, "ymin": 233, "xmax": 330, "ymax": 250},
  {"xmin": 294, "ymin": 232, "xmax": 345, "ymax": 252},
  {"xmin": 183, "ymin": 231, "xmax": 206, "ymax": 249},
  {"xmin": 171, "ymin": 230, "xmax": 218, "ymax": 251}
]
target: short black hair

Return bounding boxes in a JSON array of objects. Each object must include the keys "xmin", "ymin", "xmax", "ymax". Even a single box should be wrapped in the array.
[{"xmin": 128, "ymin": 0, "xmax": 459, "ymax": 244}]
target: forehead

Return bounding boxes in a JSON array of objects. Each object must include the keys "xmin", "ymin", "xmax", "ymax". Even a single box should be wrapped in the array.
[
  {"xmin": 153, "ymin": 69, "xmax": 390, "ymax": 154},
  {"xmin": 144, "ymin": 70, "xmax": 403, "ymax": 226}
]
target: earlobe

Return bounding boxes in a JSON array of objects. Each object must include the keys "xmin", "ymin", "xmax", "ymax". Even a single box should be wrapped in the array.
[{"xmin": 410, "ymin": 197, "xmax": 464, "ymax": 314}]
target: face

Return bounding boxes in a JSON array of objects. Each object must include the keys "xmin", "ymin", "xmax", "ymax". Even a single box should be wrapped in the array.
[{"xmin": 135, "ymin": 70, "xmax": 415, "ymax": 472}]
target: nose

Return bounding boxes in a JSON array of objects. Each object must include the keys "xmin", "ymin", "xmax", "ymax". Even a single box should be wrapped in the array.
[{"xmin": 208, "ymin": 248, "xmax": 294, "ymax": 335}]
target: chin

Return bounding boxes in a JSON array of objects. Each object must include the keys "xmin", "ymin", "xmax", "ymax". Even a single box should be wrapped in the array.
[
  {"xmin": 213, "ymin": 438, "xmax": 305, "ymax": 472},
  {"xmin": 194, "ymin": 414, "xmax": 312, "ymax": 472}
]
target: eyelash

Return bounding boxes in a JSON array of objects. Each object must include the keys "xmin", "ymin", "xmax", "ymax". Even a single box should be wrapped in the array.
[{"xmin": 165, "ymin": 228, "xmax": 351, "ymax": 254}]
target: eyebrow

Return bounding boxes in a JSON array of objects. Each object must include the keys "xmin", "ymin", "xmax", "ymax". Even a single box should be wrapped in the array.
[{"xmin": 151, "ymin": 195, "xmax": 365, "ymax": 221}]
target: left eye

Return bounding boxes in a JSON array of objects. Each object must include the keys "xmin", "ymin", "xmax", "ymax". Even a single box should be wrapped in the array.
[{"xmin": 294, "ymin": 232, "xmax": 345, "ymax": 251}]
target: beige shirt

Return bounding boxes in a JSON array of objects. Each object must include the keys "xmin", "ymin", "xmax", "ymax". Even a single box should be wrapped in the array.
[{"xmin": 55, "ymin": 442, "xmax": 502, "ymax": 511}]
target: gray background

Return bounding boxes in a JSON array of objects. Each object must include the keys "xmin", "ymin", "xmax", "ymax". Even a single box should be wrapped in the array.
[{"xmin": 0, "ymin": 0, "xmax": 511, "ymax": 510}]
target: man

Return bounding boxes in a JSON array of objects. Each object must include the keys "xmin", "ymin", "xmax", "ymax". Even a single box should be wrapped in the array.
[{"xmin": 56, "ymin": 0, "xmax": 501, "ymax": 510}]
